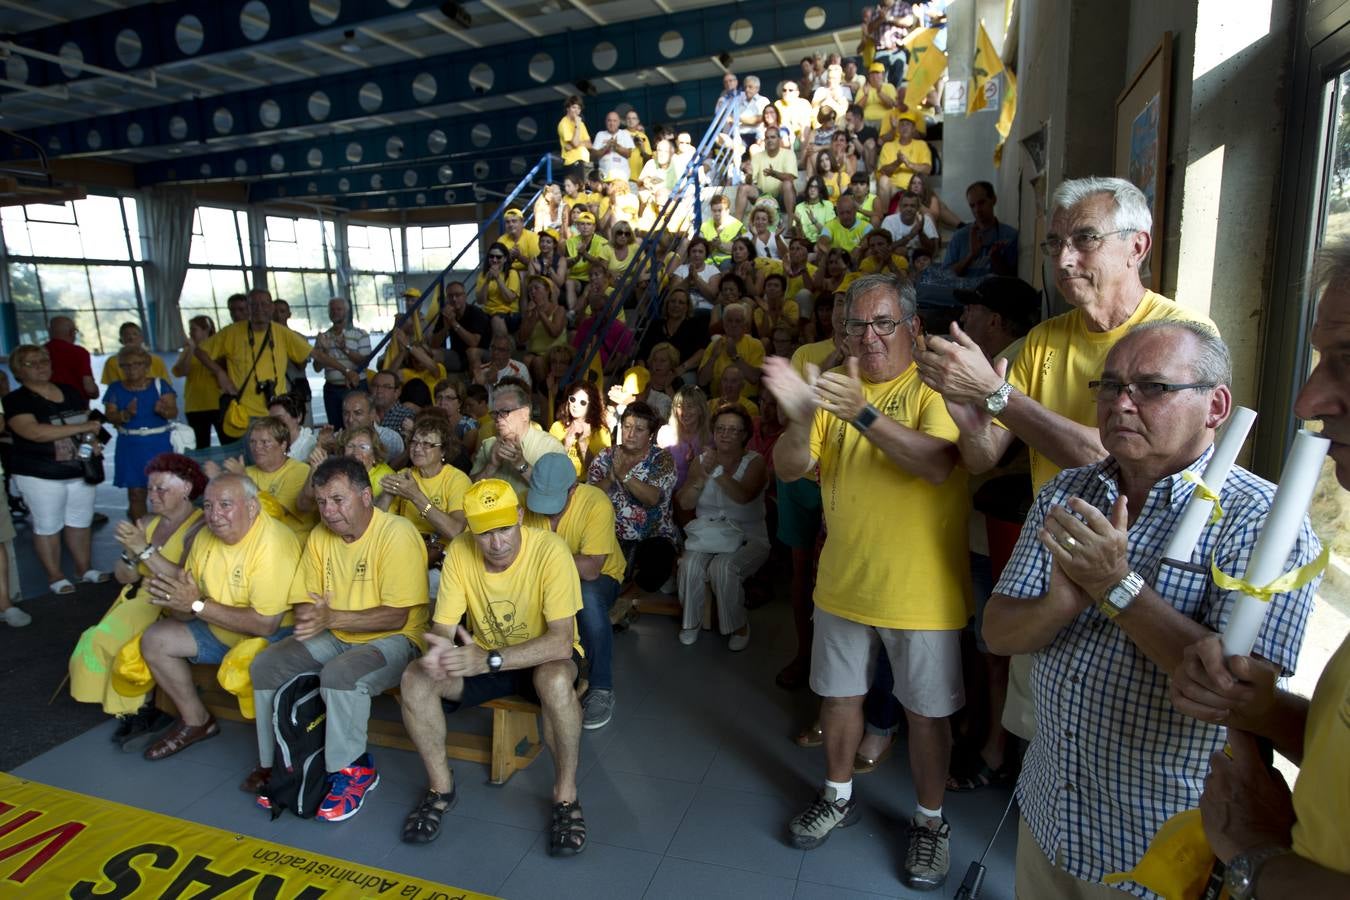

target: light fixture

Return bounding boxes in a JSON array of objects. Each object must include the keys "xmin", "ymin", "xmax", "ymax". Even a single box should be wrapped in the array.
[
  {"xmin": 340, "ymin": 30, "xmax": 360, "ymax": 53},
  {"xmin": 716, "ymin": 52, "xmax": 734, "ymax": 69}
]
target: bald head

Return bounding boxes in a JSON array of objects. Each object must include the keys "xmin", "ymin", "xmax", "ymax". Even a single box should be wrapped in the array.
[{"xmin": 49, "ymin": 317, "xmax": 76, "ymax": 341}]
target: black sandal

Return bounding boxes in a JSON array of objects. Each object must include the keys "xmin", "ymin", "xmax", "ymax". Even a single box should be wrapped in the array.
[
  {"xmin": 401, "ymin": 787, "xmax": 457, "ymax": 844},
  {"xmin": 548, "ymin": 800, "xmax": 587, "ymax": 856}
]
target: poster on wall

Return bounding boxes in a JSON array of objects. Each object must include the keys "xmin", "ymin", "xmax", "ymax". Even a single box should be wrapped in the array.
[{"xmin": 1113, "ymin": 33, "xmax": 1173, "ymax": 291}]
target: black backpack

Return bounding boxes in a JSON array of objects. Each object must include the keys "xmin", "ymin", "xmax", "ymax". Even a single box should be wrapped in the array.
[{"xmin": 258, "ymin": 672, "xmax": 327, "ymax": 820}]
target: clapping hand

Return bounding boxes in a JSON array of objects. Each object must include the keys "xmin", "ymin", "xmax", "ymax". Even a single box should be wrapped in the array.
[
  {"xmin": 294, "ymin": 593, "xmax": 334, "ymax": 641},
  {"xmin": 761, "ymin": 356, "xmax": 819, "ymax": 424},
  {"xmin": 147, "ymin": 568, "xmax": 201, "ymax": 615}
]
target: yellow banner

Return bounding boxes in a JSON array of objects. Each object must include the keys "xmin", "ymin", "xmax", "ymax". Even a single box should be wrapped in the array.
[
  {"xmin": 993, "ymin": 67, "xmax": 1018, "ymax": 167},
  {"xmin": 0, "ymin": 774, "xmax": 496, "ymax": 899},
  {"xmin": 968, "ymin": 21, "xmax": 1005, "ymax": 116},
  {"xmin": 902, "ymin": 28, "xmax": 947, "ymax": 111}
]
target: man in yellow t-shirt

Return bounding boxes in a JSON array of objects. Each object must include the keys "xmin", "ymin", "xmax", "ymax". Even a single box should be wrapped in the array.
[
  {"xmin": 249, "ymin": 457, "xmax": 429, "ymax": 822},
  {"xmin": 198, "ymin": 289, "xmax": 313, "ymax": 439},
  {"xmin": 398, "ymin": 479, "xmax": 586, "ymax": 850},
  {"xmin": 875, "ymin": 113, "xmax": 933, "ymax": 215},
  {"xmin": 557, "ymin": 97, "xmax": 590, "ymax": 166},
  {"xmin": 914, "ymin": 175, "xmax": 1216, "ymax": 494},
  {"xmin": 817, "ymin": 195, "xmax": 873, "ymax": 258},
  {"xmin": 1171, "ymin": 267, "xmax": 1350, "ymax": 897},
  {"xmin": 766, "ymin": 273, "xmax": 968, "ymax": 887},
  {"xmin": 699, "ymin": 194, "xmax": 745, "ymax": 266},
  {"xmin": 138, "ymin": 473, "xmax": 298, "ymax": 762},
  {"xmin": 524, "ymin": 453, "xmax": 624, "ymax": 730},
  {"xmin": 498, "ymin": 208, "xmax": 539, "ymax": 271}
]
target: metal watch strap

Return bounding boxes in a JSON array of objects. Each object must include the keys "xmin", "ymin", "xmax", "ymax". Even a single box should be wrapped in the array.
[
  {"xmin": 1226, "ymin": 845, "xmax": 1293, "ymax": 900},
  {"xmin": 1099, "ymin": 570, "xmax": 1145, "ymax": 619},
  {"xmin": 984, "ymin": 381, "xmax": 1013, "ymax": 415}
]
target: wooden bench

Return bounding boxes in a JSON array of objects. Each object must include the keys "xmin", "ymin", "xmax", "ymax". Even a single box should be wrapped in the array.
[{"xmin": 161, "ymin": 665, "xmax": 562, "ymax": 785}]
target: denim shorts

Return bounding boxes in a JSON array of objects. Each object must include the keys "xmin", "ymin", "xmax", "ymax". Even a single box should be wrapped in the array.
[{"xmin": 187, "ymin": 618, "xmax": 292, "ymax": 665}]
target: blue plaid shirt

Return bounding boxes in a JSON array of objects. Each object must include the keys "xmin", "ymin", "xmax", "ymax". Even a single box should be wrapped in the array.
[{"xmin": 997, "ymin": 448, "xmax": 1322, "ymax": 897}]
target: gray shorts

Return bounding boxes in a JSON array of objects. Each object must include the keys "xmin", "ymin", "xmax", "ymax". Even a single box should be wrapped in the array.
[{"xmin": 809, "ymin": 607, "xmax": 965, "ymax": 718}]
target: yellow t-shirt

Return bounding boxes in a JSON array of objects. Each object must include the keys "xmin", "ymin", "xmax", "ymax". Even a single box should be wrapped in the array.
[
  {"xmin": 101, "ymin": 353, "xmax": 171, "ymax": 385},
  {"xmin": 861, "ymin": 82, "xmax": 899, "ymax": 124},
  {"xmin": 557, "ymin": 116, "xmax": 591, "ymax": 165},
  {"xmin": 754, "ymin": 300, "xmax": 801, "ymax": 337},
  {"xmin": 548, "ymin": 421, "xmax": 612, "ymax": 478},
  {"xmin": 499, "ymin": 229, "xmax": 540, "ymax": 270},
  {"xmin": 822, "ymin": 217, "xmax": 872, "ymax": 255},
  {"xmin": 877, "ymin": 138, "xmax": 932, "ymax": 191},
  {"xmin": 246, "ymin": 458, "xmax": 316, "ymax": 538},
  {"xmin": 565, "ymin": 234, "xmax": 613, "ymax": 282},
  {"xmin": 808, "ymin": 363, "xmax": 969, "ymax": 629},
  {"xmin": 182, "ymin": 354, "xmax": 219, "ymax": 414},
  {"xmin": 628, "ymin": 129, "xmax": 653, "ymax": 182},
  {"xmin": 200, "ymin": 323, "xmax": 312, "ymax": 425},
  {"xmin": 290, "ymin": 508, "xmax": 431, "ymax": 650},
  {"xmin": 185, "ymin": 512, "xmax": 299, "ymax": 646},
  {"xmin": 522, "ymin": 483, "xmax": 626, "ymax": 583},
  {"xmin": 1006, "ymin": 291, "xmax": 1215, "ymax": 491},
  {"xmin": 1290, "ymin": 634, "xmax": 1350, "ymax": 875},
  {"xmin": 858, "ymin": 253, "xmax": 910, "ymax": 275},
  {"xmin": 822, "ymin": 171, "xmax": 850, "ymax": 203},
  {"xmin": 435, "ymin": 526, "xmax": 583, "ymax": 654},
  {"xmin": 750, "ymin": 149, "xmax": 799, "ymax": 196},
  {"xmin": 476, "ymin": 269, "xmax": 522, "ymax": 316},
  {"xmin": 368, "ymin": 462, "xmax": 395, "ymax": 499},
  {"xmin": 388, "ymin": 464, "xmax": 471, "ymax": 536},
  {"xmin": 699, "ymin": 217, "xmax": 746, "ymax": 263},
  {"xmin": 702, "ymin": 335, "xmax": 766, "ymax": 399},
  {"xmin": 784, "ymin": 264, "xmax": 817, "ymax": 301}
]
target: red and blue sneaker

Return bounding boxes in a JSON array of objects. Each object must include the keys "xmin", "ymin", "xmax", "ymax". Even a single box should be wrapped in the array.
[{"xmin": 316, "ymin": 754, "xmax": 379, "ymax": 822}]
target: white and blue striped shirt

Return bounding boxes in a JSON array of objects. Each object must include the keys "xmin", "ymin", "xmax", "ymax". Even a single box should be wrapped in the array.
[{"xmin": 997, "ymin": 448, "xmax": 1322, "ymax": 898}]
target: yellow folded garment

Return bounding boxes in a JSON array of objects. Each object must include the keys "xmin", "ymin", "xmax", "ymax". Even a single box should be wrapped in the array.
[
  {"xmin": 217, "ymin": 637, "xmax": 269, "ymax": 720},
  {"xmin": 111, "ymin": 635, "xmax": 154, "ymax": 697},
  {"xmin": 1103, "ymin": 808, "xmax": 1215, "ymax": 900}
]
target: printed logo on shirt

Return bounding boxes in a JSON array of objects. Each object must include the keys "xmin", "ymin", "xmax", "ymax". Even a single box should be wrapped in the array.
[
  {"xmin": 354, "ymin": 558, "xmax": 370, "ymax": 581},
  {"xmin": 1041, "ymin": 348, "xmax": 1056, "ymax": 377},
  {"xmin": 230, "ymin": 565, "xmax": 246, "ymax": 589}
]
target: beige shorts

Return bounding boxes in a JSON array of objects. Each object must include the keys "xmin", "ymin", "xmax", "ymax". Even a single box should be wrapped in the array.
[{"xmin": 809, "ymin": 607, "xmax": 965, "ymax": 718}]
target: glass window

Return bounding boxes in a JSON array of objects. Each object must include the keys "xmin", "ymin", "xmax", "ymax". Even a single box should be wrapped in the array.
[
  {"xmin": 191, "ymin": 206, "xmax": 246, "ymax": 266},
  {"xmin": 405, "ymin": 223, "xmax": 477, "ymax": 274}
]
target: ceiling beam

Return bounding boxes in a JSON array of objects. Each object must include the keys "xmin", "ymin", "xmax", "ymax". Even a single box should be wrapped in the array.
[
  {"xmin": 0, "ymin": 0, "xmax": 449, "ymax": 91},
  {"xmin": 17, "ymin": 0, "xmax": 866, "ymax": 158}
]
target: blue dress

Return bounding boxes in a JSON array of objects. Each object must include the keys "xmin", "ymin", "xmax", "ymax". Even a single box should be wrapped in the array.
[{"xmin": 104, "ymin": 379, "xmax": 175, "ymax": 489}]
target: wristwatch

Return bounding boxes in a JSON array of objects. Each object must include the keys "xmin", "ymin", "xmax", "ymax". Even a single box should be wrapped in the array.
[
  {"xmin": 851, "ymin": 404, "xmax": 880, "ymax": 432},
  {"xmin": 137, "ymin": 545, "xmax": 157, "ymax": 562},
  {"xmin": 1098, "ymin": 571, "xmax": 1145, "ymax": 619},
  {"xmin": 486, "ymin": 650, "xmax": 504, "ymax": 673},
  {"xmin": 1225, "ymin": 846, "xmax": 1292, "ymax": 900},
  {"xmin": 190, "ymin": 599, "xmax": 206, "ymax": 615},
  {"xmin": 983, "ymin": 381, "xmax": 1014, "ymax": 415},
  {"xmin": 516, "ymin": 461, "xmax": 529, "ymax": 475}
]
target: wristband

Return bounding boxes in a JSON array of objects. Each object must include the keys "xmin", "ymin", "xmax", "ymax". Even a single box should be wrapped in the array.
[
  {"xmin": 137, "ymin": 545, "xmax": 157, "ymax": 562},
  {"xmin": 851, "ymin": 404, "xmax": 880, "ymax": 432},
  {"xmin": 120, "ymin": 552, "xmax": 136, "ymax": 567},
  {"xmin": 420, "ymin": 501, "xmax": 434, "ymax": 518}
]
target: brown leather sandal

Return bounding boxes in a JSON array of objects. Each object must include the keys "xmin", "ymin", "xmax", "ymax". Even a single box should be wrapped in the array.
[{"xmin": 144, "ymin": 716, "xmax": 220, "ymax": 761}]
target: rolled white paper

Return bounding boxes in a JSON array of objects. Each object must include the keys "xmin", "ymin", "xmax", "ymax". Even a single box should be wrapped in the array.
[
  {"xmin": 1162, "ymin": 406, "xmax": 1258, "ymax": 564},
  {"xmin": 1221, "ymin": 429, "xmax": 1330, "ymax": 657}
]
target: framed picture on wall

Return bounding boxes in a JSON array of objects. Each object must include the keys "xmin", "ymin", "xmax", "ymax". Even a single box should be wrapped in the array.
[{"xmin": 1113, "ymin": 32, "xmax": 1172, "ymax": 291}]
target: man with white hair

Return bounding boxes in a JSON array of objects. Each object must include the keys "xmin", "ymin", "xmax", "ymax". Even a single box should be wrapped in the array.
[
  {"xmin": 737, "ymin": 75, "xmax": 770, "ymax": 150},
  {"xmin": 915, "ymin": 176, "xmax": 1215, "ymax": 492},
  {"xmin": 591, "ymin": 111, "xmax": 634, "ymax": 184}
]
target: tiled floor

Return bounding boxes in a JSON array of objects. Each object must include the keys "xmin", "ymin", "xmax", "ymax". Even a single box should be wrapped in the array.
[{"xmin": 10, "ymin": 597, "xmax": 1018, "ymax": 899}]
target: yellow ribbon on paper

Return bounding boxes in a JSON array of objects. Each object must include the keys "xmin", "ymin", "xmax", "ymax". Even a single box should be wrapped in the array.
[
  {"xmin": 1211, "ymin": 545, "xmax": 1331, "ymax": 603},
  {"xmin": 1181, "ymin": 470, "xmax": 1224, "ymax": 525}
]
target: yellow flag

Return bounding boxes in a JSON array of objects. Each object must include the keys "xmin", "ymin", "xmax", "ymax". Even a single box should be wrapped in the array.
[
  {"xmin": 902, "ymin": 28, "xmax": 947, "ymax": 111},
  {"xmin": 968, "ymin": 21, "xmax": 1005, "ymax": 116},
  {"xmin": 993, "ymin": 66, "xmax": 1018, "ymax": 167}
]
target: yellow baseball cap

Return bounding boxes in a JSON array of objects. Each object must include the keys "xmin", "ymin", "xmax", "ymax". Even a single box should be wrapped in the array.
[
  {"xmin": 573, "ymin": 211, "xmax": 596, "ymax": 224},
  {"xmin": 402, "ymin": 286, "xmax": 423, "ymax": 298},
  {"xmin": 464, "ymin": 479, "xmax": 520, "ymax": 534},
  {"xmin": 868, "ymin": 62, "xmax": 886, "ymax": 73},
  {"xmin": 503, "ymin": 207, "xmax": 524, "ymax": 219}
]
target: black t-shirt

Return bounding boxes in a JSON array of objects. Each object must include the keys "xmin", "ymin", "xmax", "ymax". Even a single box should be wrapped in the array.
[
  {"xmin": 2, "ymin": 383, "xmax": 91, "ymax": 479},
  {"xmin": 855, "ymin": 125, "xmax": 880, "ymax": 145}
]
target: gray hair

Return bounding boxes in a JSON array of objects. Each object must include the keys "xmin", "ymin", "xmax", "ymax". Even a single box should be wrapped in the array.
[
  {"xmin": 1051, "ymin": 176, "xmax": 1152, "ymax": 236},
  {"xmin": 1116, "ymin": 319, "xmax": 1232, "ymax": 387},
  {"xmin": 744, "ymin": 75, "xmax": 760, "ymax": 89},
  {"xmin": 1313, "ymin": 239, "xmax": 1350, "ymax": 294},
  {"xmin": 493, "ymin": 381, "xmax": 529, "ymax": 410},
  {"xmin": 844, "ymin": 273, "xmax": 918, "ymax": 321},
  {"xmin": 207, "ymin": 472, "xmax": 260, "ymax": 502},
  {"xmin": 116, "ymin": 345, "xmax": 152, "ymax": 364}
]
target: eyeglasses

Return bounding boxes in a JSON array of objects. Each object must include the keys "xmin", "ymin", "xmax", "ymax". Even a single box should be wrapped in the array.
[
  {"xmin": 1088, "ymin": 380, "xmax": 1216, "ymax": 401},
  {"xmin": 487, "ymin": 254, "xmax": 506, "ymax": 260},
  {"xmin": 714, "ymin": 425, "xmax": 744, "ymax": 435},
  {"xmin": 347, "ymin": 443, "xmax": 374, "ymax": 452},
  {"xmin": 613, "ymin": 229, "xmax": 632, "ymax": 235},
  {"xmin": 410, "ymin": 438, "xmax": 443, "ymax": 449},
  {"xmin": 1040, "ymin": 229, "xmax": 1132, "ymax": 255},
  {"xmin": 569, "ymin": 396, "xmax": 589, "ymax": 406},
  {"xmin": 843, "ymin": 315, "xmax": 911, "ymax": 337},
  {"xmin": 490, "ymin": 405, "xmax": 526, "ymax": 419}
]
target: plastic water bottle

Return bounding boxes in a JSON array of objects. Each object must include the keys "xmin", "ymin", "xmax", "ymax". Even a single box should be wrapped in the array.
[{"xmin": 77, "ymin": 434, "xmax": 94, "ymax": 460}]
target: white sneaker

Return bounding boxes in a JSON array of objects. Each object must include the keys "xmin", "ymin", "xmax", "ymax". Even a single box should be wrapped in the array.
[
  {"xmin": 678, "ymin": 628, "xmax": 699, "ymax": 645},
  {"xmin": 2, "ymin": 606, "xmax": 31, "ymax": 627},
  {"xmin": 727, "ymin": 625, "xmax": 750, "ymax": 652}
]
